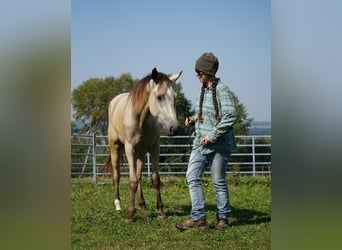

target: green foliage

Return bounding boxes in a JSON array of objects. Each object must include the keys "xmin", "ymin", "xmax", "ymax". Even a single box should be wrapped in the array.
[
  {"xmin": 232, "ymin": 93, "xmax": 253, "ymax": 135},
  {"xmin": 72, "ymin": 176, "xmax": 271, "ymax": 249},
  {"xmin": 72, "ymin": 74, "xmax": 135, "ymax": 134},
  {"xmin": 173, "ymin": 82, "xmax": 193, "ymax": 135}
]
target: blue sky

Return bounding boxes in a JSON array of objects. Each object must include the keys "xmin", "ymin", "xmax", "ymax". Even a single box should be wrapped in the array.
[{"xmin": 72, "ymin": 0, "xmax": 270, "ymax": 121}]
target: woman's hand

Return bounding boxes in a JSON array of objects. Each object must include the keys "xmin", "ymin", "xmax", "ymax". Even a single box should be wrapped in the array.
[
  {"xmin": 185, "ymin": 116, "xmax": 195, "ymax": 127},
  {"xmin": 200, "ymin": 135, "xmax": 212, "ymax": 145}
]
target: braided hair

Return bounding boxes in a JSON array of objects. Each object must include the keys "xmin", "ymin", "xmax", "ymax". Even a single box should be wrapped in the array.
[{"xmin": 198, "ymin": 78, "xmax": 221, "ymax": 124}]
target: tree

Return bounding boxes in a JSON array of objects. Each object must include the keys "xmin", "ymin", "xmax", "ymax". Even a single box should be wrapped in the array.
[
  {"xmin": 173, "ymin": 82, "xmax": 193, "ymax": 135},
  {"xmin": 72, "ymin": 73, "xmax": 134, "ymax": 134},
  {"xmin": 232, "ymin": 93, "xmax": 253, "ymax": 135}
]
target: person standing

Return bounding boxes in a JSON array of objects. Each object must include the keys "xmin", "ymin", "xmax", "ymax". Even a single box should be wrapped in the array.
[{"xmin": 176, "ymin": 52, "xmax": 237, "ymax": 230}]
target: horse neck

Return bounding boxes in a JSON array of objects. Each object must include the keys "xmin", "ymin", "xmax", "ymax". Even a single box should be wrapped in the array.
[{"xmin": 137, "ymin": 102, "xmax": 151, "ymax": 128}]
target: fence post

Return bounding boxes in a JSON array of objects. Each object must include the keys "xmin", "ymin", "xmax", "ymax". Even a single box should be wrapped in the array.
[
  {"xmin": 252, "ymin": 136, "xmax": 256, "ymax": 177},
  {"xmin": 92, "ymin": 133, "xmax": 97, "ymax": 183},
  {"xmin": 146, "ymin": 152, "xmax": 151, "ymax": 180}
]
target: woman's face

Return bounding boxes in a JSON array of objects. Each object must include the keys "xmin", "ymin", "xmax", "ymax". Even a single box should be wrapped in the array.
[{"xmin": 195, "ymin": 71, "xmax": 211, "ymax": 84}]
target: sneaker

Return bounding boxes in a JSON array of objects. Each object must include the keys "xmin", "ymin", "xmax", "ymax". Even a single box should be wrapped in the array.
[
  {"xmin": 215, "ymin": 218, "xmax": 229, "ymax": 229},
  {"xmin": 176, "ymin": 218, "xmax": 207, "ymax": 231}
]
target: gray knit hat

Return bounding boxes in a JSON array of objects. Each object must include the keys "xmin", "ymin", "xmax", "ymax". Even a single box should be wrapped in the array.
[{"xmin": 195, "ymin": 52, "xmax": 219, "ymax": 76}]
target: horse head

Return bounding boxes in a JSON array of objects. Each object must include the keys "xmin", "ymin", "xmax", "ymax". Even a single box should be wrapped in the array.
[{"xmin": 149, "ymin": 68, "xmax": 182, "ymax": 136}]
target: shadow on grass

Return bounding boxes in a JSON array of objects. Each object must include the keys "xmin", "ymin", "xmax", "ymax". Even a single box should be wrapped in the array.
[
  {"xmin": 229, "ymin": 206, "xmax": 271, "ymax": 226},
  {"xmin": 171, "ymin": 204, "xmax": 271, "ymax": 227}
]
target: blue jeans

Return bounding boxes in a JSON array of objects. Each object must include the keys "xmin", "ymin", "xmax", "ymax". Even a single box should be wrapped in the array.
[{"xmin": 186, "ymin": 149, "xmax": 231, "ymax": 221}]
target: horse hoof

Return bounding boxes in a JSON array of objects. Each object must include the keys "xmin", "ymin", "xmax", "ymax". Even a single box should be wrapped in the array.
[{"xmin": 114, "ymin": 199, "xmax": 121, "ymax": 211}]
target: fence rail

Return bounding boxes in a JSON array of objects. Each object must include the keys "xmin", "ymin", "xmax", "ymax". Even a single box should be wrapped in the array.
[{"xmin": 71, "ymin": 134, "xmax": 271, "ymax": 183}]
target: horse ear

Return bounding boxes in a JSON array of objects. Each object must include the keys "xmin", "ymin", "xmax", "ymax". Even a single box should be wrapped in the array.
[
  {"xmin": 169, "ymin": 70, "xmax": 183, "ymax": 82},
  {"xmin": 152, "ymin": 68, "xmax": 158, "ymax": 83}
]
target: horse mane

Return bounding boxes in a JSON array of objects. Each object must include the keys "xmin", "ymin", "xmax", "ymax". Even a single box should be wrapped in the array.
[{"xmin": 128, "ymin": 71, "xmax": 169, "ymax": 115}]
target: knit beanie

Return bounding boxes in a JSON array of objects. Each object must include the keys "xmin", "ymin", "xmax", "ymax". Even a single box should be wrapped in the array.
[{"xmin": 195, "ymin": 52, "xmax": 219, "ymax": 76}]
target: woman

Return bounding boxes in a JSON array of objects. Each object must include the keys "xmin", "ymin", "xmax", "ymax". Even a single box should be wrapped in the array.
[{"xmin": 176, "ymin": 52, "xmax": 237, "ymax": 230}]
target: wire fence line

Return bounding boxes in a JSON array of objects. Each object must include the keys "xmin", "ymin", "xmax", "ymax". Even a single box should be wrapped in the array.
[{"xmin": 71, "ymin": 134, "xmax": 271, "ymax": 184}]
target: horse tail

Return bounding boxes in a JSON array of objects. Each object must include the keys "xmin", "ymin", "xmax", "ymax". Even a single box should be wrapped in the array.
[{"xmin": 99, "ymin": 155, "xmax": 113, "ymax": 175}]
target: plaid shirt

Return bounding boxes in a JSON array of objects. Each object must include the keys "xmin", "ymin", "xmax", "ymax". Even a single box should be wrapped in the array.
[{"xmin": 192, "ymin": 80, "xmax": 237, "ymax": 155}]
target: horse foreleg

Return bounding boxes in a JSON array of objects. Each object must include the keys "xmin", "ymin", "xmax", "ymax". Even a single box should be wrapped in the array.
[
  {"xmin": 125, "ymin": 143, "xmax": 137, "ymax": 222},
  {"xmin": 126, "ymin": 178, "xmax": 138, "ymax": 223},
  {"xmin": 136, "ymin": 156, "xmax": 146, "ymax": 211},
  {"xmin": 151, "ymin": 172, "xmax": 165, "ymax": 219},
  {"xmin": 151, "ymin": 150, "xmax": 165, "ymax": 219}
]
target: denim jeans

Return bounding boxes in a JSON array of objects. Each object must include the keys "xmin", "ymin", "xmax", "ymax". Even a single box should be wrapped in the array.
[{"xmin": 186, "ymin": 149, "xmax": 231, "ymax": 221}]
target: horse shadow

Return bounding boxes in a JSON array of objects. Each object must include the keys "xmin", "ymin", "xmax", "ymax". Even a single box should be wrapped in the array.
[{"xmin": 170, "ymin": 204, "xmax": 271, "ymax": 227}]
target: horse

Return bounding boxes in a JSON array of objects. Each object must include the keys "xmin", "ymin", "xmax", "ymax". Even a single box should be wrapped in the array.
[{"xmin": 107, "ymin": 67, "xmax": 182, "ymax": 222}]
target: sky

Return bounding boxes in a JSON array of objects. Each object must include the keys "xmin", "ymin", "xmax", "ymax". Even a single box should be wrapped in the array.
[{"xmin": 71, "ymin": 0, "xmax": 270, "ymax": 121}]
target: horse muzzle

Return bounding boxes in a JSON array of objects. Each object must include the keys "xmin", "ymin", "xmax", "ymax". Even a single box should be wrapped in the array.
[{"xmin": 159, "ymin": 117, "xmax": 178, "ymax": 136}]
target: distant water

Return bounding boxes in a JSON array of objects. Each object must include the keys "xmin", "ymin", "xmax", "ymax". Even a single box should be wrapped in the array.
[{"xmin": 249, "ymin": 121, "xmax": 271, "ymax": 135}]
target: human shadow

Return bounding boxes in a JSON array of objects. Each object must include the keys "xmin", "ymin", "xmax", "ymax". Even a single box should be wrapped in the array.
[
  {"xmin": 229, "ymin": 206, "xmax": 271, "ymax": 227},
  {"xmin": 170, "ymin": 204, "xmax": 271, "ymax": 227}
]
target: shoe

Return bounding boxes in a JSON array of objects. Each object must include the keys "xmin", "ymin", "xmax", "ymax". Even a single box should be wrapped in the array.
[
  {"xmin": 176, "ymin": 218, "xmax": 207, "ymax": 231},
  {"xmin": 215, "ymin": 218, "xmax": 229, "ymax": 229}
]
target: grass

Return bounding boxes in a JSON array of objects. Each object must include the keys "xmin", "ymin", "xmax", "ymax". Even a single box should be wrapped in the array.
[{"xmin": 71, "ymin": 176, "xmax": 271, "ymax": 249}]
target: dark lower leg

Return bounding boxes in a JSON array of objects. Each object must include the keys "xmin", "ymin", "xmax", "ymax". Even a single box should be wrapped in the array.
[
  {"xmin": 126, "ymin": 180, "xmax": 138, "ymax": 222},
  {"xmin": 151, "ymin": 172, "xmax": 164, "ymax": 218}
]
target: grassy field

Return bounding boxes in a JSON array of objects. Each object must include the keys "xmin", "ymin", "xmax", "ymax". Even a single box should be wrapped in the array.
[{"xmin": 71, "ymin": 176, "xmax": 271, "ymax": 249}]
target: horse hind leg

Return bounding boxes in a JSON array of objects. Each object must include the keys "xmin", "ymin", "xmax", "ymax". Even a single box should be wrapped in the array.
[{"xmin": 110, "ymin": 145, "xmax": 122, "ymax": 211}]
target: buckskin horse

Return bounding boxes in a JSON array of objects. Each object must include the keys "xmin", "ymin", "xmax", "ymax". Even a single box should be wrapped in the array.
[{"xmin": 107, "ymin": 68, "xmax": 182, "ymax": 222}]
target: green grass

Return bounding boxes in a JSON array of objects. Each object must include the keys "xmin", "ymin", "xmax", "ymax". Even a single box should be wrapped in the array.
[{"xmin": 71, "ymin": 176, "xmax": 271, "ymax": 249}]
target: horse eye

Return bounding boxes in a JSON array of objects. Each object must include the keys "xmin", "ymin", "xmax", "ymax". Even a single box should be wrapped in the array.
[{"xmin": 157, "ymin": 95, "xmax": 164, "ymax": 101}]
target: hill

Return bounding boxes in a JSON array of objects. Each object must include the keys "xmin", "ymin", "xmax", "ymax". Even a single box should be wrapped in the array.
[{"xmin": 249, "ymin": 121, "xmax": 271, "ymax": 135}]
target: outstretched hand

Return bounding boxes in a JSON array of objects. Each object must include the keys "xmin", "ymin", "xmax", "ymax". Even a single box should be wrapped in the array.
[{"xmin": 185, "ymin": 117, "xmax": 195, "ymax": 127}]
